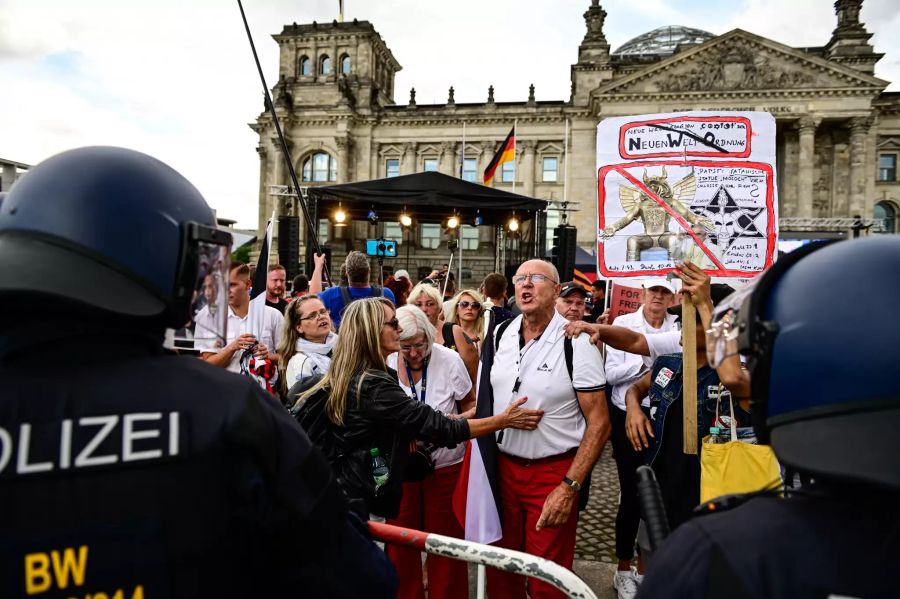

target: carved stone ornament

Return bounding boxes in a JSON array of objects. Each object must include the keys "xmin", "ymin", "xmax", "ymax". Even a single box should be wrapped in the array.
[
  {"xmin": 409, "ymin": 87, "xmax": 416, "ymax": 106},
  {"xmin": 447, "ymin": 86, "xmax": 455, "ymax": 105},
  {"xmin": 528, "ymin": 83, "xmax": 536, "ymax": 104},
  {"xmin": 582, "ymin": 0, "xmax": 608, "ymax": 44},
  {"xmin": 657, "ymin": 41, "xmax": 814, "ymax": 92},
  {"xmin": 487, "ymin": 85, "xmax": 495, "ymax": 103}
]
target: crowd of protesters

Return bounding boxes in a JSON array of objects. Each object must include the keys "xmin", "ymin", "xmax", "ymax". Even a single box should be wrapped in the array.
[{"xmin": 182, "ymin": 248, "xmax": 762, "ymax": 599}]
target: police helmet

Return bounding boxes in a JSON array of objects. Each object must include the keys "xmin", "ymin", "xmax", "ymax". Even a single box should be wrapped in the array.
[
  {"xmin": 0, "ymin": 147, "xmax": 231, "ymax": 339},
  {"xmin": 728, "ymin": 237, "xmax": 900, "ymax": 490}
]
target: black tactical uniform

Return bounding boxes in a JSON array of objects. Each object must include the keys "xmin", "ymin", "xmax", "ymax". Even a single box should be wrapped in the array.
[{"xmin": 0, "ymin": 147, "xmax": 396, "ymax": 598}]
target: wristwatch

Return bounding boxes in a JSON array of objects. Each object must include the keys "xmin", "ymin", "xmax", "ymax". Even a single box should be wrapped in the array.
[{"xmin": 562, "ymin": 476, "xmax": 582, "ymax": 492}]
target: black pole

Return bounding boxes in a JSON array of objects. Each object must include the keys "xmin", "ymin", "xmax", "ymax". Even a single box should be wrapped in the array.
[{"xmin": 237, "ymin": 0, "xmax": 329, "ymax": 284}]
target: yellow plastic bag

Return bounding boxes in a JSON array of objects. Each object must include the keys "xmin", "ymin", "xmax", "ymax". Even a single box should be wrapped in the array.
[{"xmin": 700, "ymin": 394, "xmax": 781, "ymax": 503}]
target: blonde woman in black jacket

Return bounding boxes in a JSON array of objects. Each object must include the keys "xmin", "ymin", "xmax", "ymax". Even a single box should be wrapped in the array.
[{"xmin": 299, "ymin": 297, "xmax": 543, "ymax": 518}]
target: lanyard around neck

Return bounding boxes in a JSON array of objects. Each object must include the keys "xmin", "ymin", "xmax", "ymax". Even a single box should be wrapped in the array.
[{"xmin": 405, "ymin": 357, "xmax": 429, "ymax": 404}]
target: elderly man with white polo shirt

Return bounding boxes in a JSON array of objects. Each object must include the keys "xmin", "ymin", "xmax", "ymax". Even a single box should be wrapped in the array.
[
  {"xmin": 486, "ymin": 259, "xmax": 611, "ymax": 599},
  {"xmin": 604, "ymin": 278, "xmax": 678, "ymax": 599}
]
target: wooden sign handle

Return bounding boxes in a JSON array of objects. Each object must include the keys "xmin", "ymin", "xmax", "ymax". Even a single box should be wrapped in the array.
[{"xmin": 682, "ymin": 293, "xmax": 698, "ymax": 455}]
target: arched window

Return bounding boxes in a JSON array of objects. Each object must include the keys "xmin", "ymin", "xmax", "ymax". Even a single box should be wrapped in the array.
[
  {"xmin": 874, "ymin": 200, "xmax": 897, "ymax": 234},
  {"xmin": 340, "ymin": 54, "xmax": 351, "ymax": 75},
  {"xmin": 319, "ymin": 55, "xmax": 331, "ymax": 75},
  {"xmin": 299, "ymin": 55, "xmax": 311, "ymax": 76},
  {"xmin": 302, "ymin": 152, "xmax": 337, "ymax": 183}
]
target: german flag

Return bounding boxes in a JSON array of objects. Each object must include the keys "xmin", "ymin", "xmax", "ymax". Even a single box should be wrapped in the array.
[{"xmin": 483, "ymin": 127, "xmax": 515, "ymax": 186}]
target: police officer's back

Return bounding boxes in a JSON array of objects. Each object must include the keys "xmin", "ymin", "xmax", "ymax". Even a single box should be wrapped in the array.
[
  {"xmin": 0, "ymin": 147, "xmax": 396, "ymax": 598},
  {"xmin": 638, "ymin": 237, "xmax": 900, "ymax": 599}
]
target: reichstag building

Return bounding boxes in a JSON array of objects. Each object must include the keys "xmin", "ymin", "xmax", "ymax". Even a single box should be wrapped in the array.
[{"xmin": 252, "ymin": 0, "xmax": 899, "ymax": 283}]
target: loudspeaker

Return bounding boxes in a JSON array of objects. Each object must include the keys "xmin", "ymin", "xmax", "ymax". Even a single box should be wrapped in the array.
[
  {"xmin": 551, "ymin": 225, "xmax": 577, "ymax": 281},
  {"xmin": 278, "ymin": 216, "xmax": 300, "ymax": 280}
]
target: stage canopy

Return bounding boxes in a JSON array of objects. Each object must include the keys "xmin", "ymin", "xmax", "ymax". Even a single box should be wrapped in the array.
[{"xmin": 307, "ymin": 171, "xmax": 547, "ymax": 226}]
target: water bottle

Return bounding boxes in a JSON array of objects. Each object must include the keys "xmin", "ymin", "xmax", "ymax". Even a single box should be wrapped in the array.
[{"xmin": 371, "ymin": 448, "xmax": 389, "ymax": 490}]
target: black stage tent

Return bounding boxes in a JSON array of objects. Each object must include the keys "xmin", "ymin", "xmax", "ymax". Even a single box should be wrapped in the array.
[{"xmin": 306, "ymin": 171, "xmax": 547, "ymax": 225}]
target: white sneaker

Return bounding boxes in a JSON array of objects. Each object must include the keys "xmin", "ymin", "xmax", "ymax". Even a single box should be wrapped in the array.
[{"xmin": 613, "ymin": 570, "xmax": 639, "ymax": 599}]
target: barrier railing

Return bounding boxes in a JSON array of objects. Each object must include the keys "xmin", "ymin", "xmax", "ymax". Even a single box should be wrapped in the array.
[{"xmin": 368, "ymin": 521, "xmax": 598, "ymax": 599}]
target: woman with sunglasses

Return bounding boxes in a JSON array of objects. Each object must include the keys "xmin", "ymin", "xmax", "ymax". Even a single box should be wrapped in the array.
[
  {"xmin": 446, "ymin": 289, "xmax": 486, "ymax": 355},
  {"xmin": 384, "ymin": 305, "xmax": 474, "ymax": 599},
  {"xmin": 277, "ymin": 294, "xmax": 337, "ymax": 397},
  {"xmin": 408, "ymin": 282, "xmax": 479, "ymax": 384},
  {"xmin": 297, "ymin": 297, "xmax": 543, "ymax": 524}
]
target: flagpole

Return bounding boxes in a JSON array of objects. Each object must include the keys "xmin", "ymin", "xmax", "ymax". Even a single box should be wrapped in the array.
[
  {"xmin": 512, "ymin": 119, "xmax": 517, "ymax": 195},
  {"xmin": 563, "ymin": 118, "xmax": 569, "ymax": 205},
  {"xmin": 459, "ymin": 121, "xmax": 466, "ymax": 284}
]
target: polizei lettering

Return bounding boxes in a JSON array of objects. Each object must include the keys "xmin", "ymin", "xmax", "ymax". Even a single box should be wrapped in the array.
[{"xmin": 0, "ymin": 412, "xmax": 181, "ymax": 477}]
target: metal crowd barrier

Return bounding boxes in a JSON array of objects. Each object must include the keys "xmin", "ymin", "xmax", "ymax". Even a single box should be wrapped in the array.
[{"xmin": 368, "ymin": 521, "xmax": 598, "ymax": 599}]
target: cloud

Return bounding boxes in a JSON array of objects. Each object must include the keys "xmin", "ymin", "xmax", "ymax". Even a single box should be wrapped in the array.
[{"xmin": 1, "ymin": 0, "xmax": 896, "ymax": 231}]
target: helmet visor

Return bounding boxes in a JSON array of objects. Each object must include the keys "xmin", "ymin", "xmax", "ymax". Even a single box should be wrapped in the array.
[{"xmin": 171, "ymin": 239, "xmax": 230, "ymax": 352}]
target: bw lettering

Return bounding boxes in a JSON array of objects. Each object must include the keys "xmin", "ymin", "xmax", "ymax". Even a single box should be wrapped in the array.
[{"xmin": 25, "ymin": 545, "xmax": 88, "ymax": 594}]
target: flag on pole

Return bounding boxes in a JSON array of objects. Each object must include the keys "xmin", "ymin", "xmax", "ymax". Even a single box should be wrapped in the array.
[
  {"xmin": 483, "ymin": 127, "xmax": 515, "ymax": 187},
  {"xmin": 453, "ymin": 317, "xmax": 503, "ymax": 544},
  {"xmin": 338, "ymin": 0, "xmax": 345, "ymax": 22}
]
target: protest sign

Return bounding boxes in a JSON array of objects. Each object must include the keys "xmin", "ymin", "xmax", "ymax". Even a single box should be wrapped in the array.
[
  {"xmin": 607, "ymin": 282, "xmax": 643, "ymax": 323},
  {"xmin": 596, "ymin": 111, "xmax": 778, "ymax": 280}
]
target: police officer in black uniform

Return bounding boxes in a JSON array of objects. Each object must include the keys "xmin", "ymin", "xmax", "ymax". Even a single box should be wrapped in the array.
[
  {"xmin": 0, "ymin": 147, "xmax": 397, "ymax": 598},
  {"xmin": 637, "ymin": 237, "xmax": 900, "ymax": 598}
]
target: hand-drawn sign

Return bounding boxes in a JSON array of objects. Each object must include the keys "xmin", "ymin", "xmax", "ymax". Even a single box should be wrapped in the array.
[
  {"xmin": 597, "ymin": 160, "xmax": 776, "ymax": 278},
  {"xmin": 619, "ymin": 116, "xmax": 752, "ymax": 160},
  {"xmin": 597, "ymin": 111, "xmax": 778, "ymax": 280}
]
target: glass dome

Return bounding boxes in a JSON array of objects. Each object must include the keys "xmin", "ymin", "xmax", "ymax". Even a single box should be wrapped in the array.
[{"xmin": 613, "ymin": 25, "xmax": 716, "ymax": 57}]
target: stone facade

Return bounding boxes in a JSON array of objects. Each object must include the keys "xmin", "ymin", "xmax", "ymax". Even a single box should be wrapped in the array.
[{"xmin": 253, "ymin": 0, "xmax": 899, "ymax": 282}]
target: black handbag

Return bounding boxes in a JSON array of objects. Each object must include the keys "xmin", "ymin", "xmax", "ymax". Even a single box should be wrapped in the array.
[{"xmin": 403, "ymin": 441, "xmax": 436, "ymax": 482}]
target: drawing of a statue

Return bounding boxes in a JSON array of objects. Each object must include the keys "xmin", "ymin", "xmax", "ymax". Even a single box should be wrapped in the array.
[{"xmin": 601, "ymin": 167, "xmax": 713, "ymax": 261}]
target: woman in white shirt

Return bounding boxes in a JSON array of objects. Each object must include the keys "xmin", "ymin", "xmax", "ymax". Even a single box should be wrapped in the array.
[
  {"xmin": 277, "ymin": 294, "xmax": 337, "ymax": 398},
  {"xmin": 408, "ymin": 282, "xmax": 479, "ymax": 385},
  {"xmin": 385, "ymin": 304, "xmax": 475, "ymax": 599}
]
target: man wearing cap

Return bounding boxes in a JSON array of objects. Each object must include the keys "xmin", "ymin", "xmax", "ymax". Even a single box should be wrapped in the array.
[
  {"xmin": 622, "ymin": 264, "xmax": 749, "ymax": 531},
  {"xmin": 604, "ymin": 279, "xmax": 678, "ymax": 598},
  {"xmin": 556, "ymin": 282, "xmax": 589, "ymax": 322}
]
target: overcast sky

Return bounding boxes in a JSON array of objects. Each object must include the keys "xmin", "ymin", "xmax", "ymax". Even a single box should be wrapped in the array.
[{"xmin": 2, "ymin": 0, "xmax": 897, "ymax": 229}]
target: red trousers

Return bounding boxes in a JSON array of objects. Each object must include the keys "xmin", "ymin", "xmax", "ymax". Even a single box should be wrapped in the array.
[
  {"xmin": 386, "ymin": 462, "xmax": 468, "ymax": 599},
  {"xmin": 486, "ymin": 452, "xmax": 579, "ymax": 599}
]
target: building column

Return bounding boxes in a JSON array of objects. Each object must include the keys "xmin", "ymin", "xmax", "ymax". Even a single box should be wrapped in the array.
[
  {"xmin": 335, "ymin": 136, "xmax": 351, "ymax": 183},
  {"xmin": 439, "ymin": 141, "xmax": 456, "ymax": 175},
  {"xmin": 796, "ymin": 116, "xmax": 819, "ymax": 218},
  {"xmin": 401, "ymin": 142, "xmax": 417, "ymax": 174},
  {"xmin": 257, "ymin": 145, "xmax": 269, "ymax": 239},
  {"xmin": 521, "ymin": 140, "xmax": 537, "ymax": 197},
  {"xmin": 848, "ymin": 116, "xmax": 870, "ymax": 216}
]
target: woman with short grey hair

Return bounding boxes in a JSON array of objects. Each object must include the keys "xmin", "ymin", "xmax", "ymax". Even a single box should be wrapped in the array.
[{"xmin": 385, "ymin": 304, "xmax": 476, "ymax": 599}]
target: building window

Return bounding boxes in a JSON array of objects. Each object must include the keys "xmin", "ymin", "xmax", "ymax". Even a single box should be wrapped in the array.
[
  {"xmin": 423, "ymin": 158, "xmax": 438, "ymax": 172},
  {"xmin": 386, "ymin": 158, "xmax": 400, "ymax": 178},
  {"xmin": 318, "ymin": 218, "xmax": 330, "ymax": 245},
  {"xmin": 461, "ymin": 267, "xmax": 473, "ymax": 281},
  {"xmin": 542, "ymin": 157, "xmax": 559, "ymax": 182},
  {"xmin": 545, "ymin": 209, "xmax": 561, "ymax": 254},
  {"xmin": 879, "ymin": 154, "xmax": 897, "ymax": 182},
  {"xmin": 320, "ymin": 55, "xmax": 331, "ymax": 75},
  {"xmin": 462, "ymin": 158, "xmax": 477, "ymax": 182},
  {"xmin": 340, "ymin": 54, "xmax": 351, "ymax": 74},
  {"xmin": 461, "ymin": 225, "xmax": 479, "ymax": 251},
  {"xmin": 384, "ymin": 223, "xmax": 404, "ymax": 243},
  {"xmin": 501, "ymin": 160, "xmax": 515, "ymax": 183},
  {"xmin": 299, "ymin": 56, "xmax": 311, "ymax": 76},
  {"xmin": 420, "ymin": 223, "xmax": 441, "ymax": 249},
  {"xmin": 874, "ymin": 201, "xmax": 897, "ymax": 234},
  {"xmin": 302, "ymin": 152, "xmax": 337, "ymax": 182}
]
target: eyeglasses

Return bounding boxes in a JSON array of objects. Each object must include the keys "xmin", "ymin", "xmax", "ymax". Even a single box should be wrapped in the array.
[
  {"xmin": 383, "ymin": 317, "xmax": 400, "ymax": 330},
  {"xmin": 512, "ymin": 273, "xmax": 558, "ymax": 286},
  {"xmin": 400, "ymin": 341, "xmax": 429, "ymax": 353},
  {"xmin": 299, "ymin": 308, "xmax": 329, "ymax": 321},
  {"xmin": 458, "ymin": 301, "xmax": 482, "ymax": 310}
]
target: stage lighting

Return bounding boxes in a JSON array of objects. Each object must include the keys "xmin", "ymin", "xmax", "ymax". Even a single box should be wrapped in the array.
[
  {"xmin": 334, "ymin": 203, "xmax": 347, "ymax": 226},
  {"xmin": 447, "ymin": 215, "xmax": 460, "ymax": 230},
  {"xmin": 507, "ymin": 216, "xmax": 520, "ymax": 232},
  {"xmin": 399, "ymin": 213, "xmax": 412, "ymax": 227}
]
